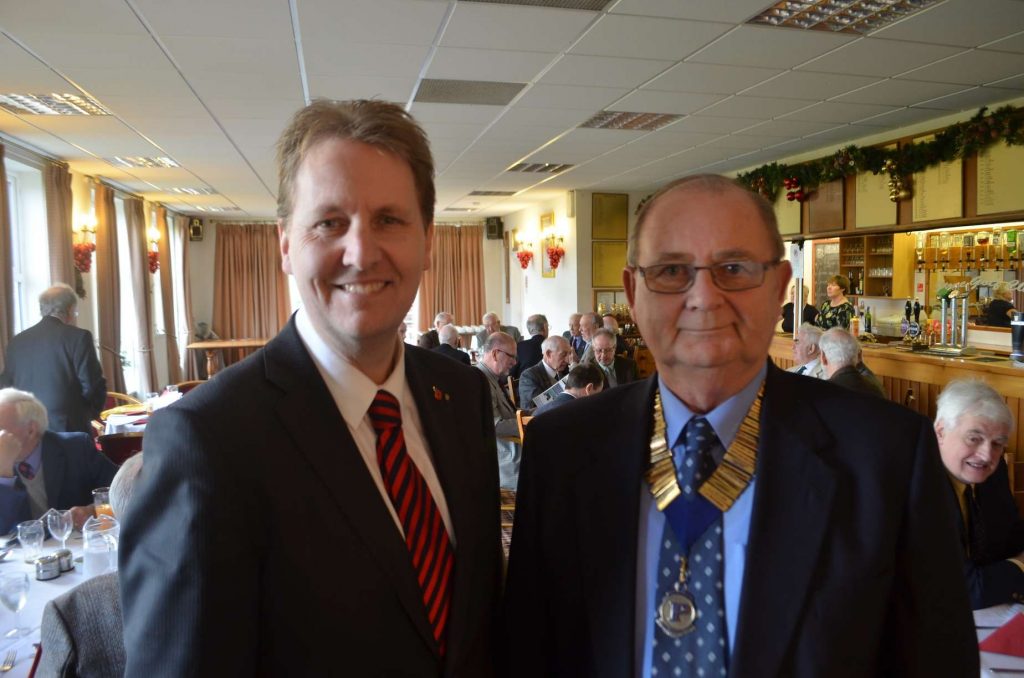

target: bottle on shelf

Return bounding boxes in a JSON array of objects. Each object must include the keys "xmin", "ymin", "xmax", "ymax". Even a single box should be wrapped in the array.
[{"xmin": 865, "ymin": 306, "xmax": 872, "ymax": 334}]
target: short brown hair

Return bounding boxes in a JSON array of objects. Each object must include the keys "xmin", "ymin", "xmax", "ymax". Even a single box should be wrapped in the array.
[
  {"xmin": 276, "ymin": 99, "xmax": 435, "ymax": 226},
  {"xmin": 827, "ymin": 274, "xmax": 849, "ymax": 294},
  {"xmin": 628, "ymin": 174, "xmax": 783, "ymax": 266}
]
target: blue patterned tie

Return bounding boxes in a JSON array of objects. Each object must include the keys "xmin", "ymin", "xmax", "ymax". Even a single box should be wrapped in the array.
[{"xmin": 653, "ymin": 416, "xmax": 728, "ymax": 678}]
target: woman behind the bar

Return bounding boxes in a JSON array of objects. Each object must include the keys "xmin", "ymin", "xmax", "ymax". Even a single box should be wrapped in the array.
[{"xmin": 817, "ymin": 274, "xmax": 855, "ymax": 330}]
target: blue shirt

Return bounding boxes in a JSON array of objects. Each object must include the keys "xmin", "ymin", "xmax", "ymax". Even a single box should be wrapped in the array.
[
  {"xmin": 0, "ymin": 441, "xmax": 42, "ymax": 488},
  {"xmin": 635, "ymin": 365, "xmax": 765, "ymax": 678}
]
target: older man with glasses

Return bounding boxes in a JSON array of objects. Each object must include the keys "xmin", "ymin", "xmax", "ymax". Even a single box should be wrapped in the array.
[
  {"xmin": 506, "ymin": 174, "xmax": 977, "ymax": 677},
  {"xmin": 477, "ymin": 332, "xmax": 521, "ymax": 489}
]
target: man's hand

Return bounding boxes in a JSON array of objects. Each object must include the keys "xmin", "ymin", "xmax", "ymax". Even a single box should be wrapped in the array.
[
  {"xmin": 0, "ymin": 431, "xmax": 22, "ymax": 476},
  {"xmin": 70, "ymin": 505, "xmax": 94, "ymax": 530}
]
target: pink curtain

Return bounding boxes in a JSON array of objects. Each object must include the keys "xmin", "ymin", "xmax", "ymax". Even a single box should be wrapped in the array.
[{"xmin": 418, "ymin": 223, "xmax": 485, "ymax": 331}]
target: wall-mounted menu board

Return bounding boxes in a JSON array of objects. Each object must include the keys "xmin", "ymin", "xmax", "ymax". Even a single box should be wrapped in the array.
[
  {"xmin": 977, "ymin": 142, "xmax": 1024, "ymax": 215},
  {"xmin": 592, "ymin": 193, "xmax": 629, "ymax": 240},
  {"xmin": 592, "ymin": 241, "xmax": 628, "ymax": 288},
  {"xmin": 856, "ymin": 168, "xmax": 895, "ymax": 228},
  {"xmin": 912, "ymin": 134, "xmax": 962, "ymax": 222},
  {"xmin": 775, "ymin": 193, "xmax": 801, "ymax": 235},
  {"xmin": 807, "ymin": 179, "xmax": 843, "ymax": 233}
]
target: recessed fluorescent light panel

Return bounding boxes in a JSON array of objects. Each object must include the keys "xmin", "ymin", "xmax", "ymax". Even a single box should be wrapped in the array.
[
  {"xmin": 169, "ymin": 187, "xmax": 217, "ymax": 196},
  {"xmin": 0, "ymin": 93, "xmax": 109, "ymax": 116},
  {"xmin": 194, "ymin": 206, "xmax": 241, "ymax": 213},
  {"xmin": 415, "ymin": 79, "xmax": 525, "ymax": 106},
  {"xmin": 749, "ymin": 0, "xmax": 942, "ymax": 34},
  {"xmin": 469, "ymin": 190, "xmax": 517, "ymax": 196},
  {"xmin": 580, "ymin": 111, "xmax": 682, "ymax": 132},
  {"xmin": 506, "ymin": 162, "xmax": 574, "ymax": 174},
  {"xmin": 105, "ymin": 156, "xmax": 180, "ymax": 169},
  {"xmin": 443, "ymin": 207, "xmax": 478, "ymax": 212},
  {"xmin": 461, "ymin": 0, "xmax": 612, "ymax": 8}
]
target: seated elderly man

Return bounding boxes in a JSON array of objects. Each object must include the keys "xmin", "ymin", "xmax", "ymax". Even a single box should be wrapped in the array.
[
  {"xmin": 561, "ymin": 313, "xmax": 581, "ymax": 344},
  {"xmin": 514, "ymin": 314, "xmax": 548, "ymax": 378},
  {"xmin": 819, "ymin": 328, "xmax": 885, "ymax": 398},
  {"xmin": 575, "ymin": 313, "xmax": 598, "ymax": 360},
  {"xmin": 477, "ymin": 333, "xmax": 522, "ymax": 489},
  {"xmin": 788, "ymin": 323, "xmax": 826, "ymax": 379},
  {"xmin": 600, "ymin": 314, "xmax": 630, "ymax": 356},
  {"xmin": 0, "ymin": 388, "xmax": 117, "ymax": 532},
  {"xmin": 518, "ymin": 336, "xmax": 572, "ymax": 408},
  {"xmin": 39, "ymin": 452, "xmax": 143, "ymax": 678},
  {"xmin": 416, "ymin": 311, "xmax": 452, "ymax": 349},
  {"xmin": 533, "ymin": 363, "xmax": 603, "ymax": 416},
  {"xmin": 586, "ymin": 329, "xmax": 636, "ymax": 390},
  {"xmin": 934, "ymin": 380, "xmax": 1022, "ymax": 609},
  {"xmin": 475, "ymin": 312, "xmax": 523, "ymax": 348},
  {"xmin": 432, "ymin": 324, "xmax": 470, "ymax": 365}
]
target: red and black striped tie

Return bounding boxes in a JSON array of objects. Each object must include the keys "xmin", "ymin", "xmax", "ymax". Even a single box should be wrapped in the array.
[{"xmin": 368, "ymin": 390, "xmax": 454, "ymax": 656}]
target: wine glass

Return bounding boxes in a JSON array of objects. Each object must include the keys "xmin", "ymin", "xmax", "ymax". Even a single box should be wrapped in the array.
[
  {"xmin": 0, "ymin": 573, "xmax": 29, "ymax": 637},
  {"xmin": 46, "ymin": 509, "xmax": 73, "ymax": 550}
]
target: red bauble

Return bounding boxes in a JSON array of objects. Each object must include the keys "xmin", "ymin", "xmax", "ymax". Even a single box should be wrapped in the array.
[
  {"xmin": 148, "ymin": 250, "xmax": 160, "ymax": 274},
  {"xmin": 516, "ymin": 251, "xmax": 533, "ymax": 269}
]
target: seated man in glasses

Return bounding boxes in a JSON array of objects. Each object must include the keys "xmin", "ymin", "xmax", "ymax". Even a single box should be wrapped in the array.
[{"xmin": 506, "ymin": 174, "xmax": 977, "ymax": 677}]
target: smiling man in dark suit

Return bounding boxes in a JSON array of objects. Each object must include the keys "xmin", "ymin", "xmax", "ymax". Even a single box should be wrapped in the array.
[
  {"xmin": 120, "ymin": 100, "xmax": 502, "ymax": 677},
  {"xmin": 505, "ymin": 174, "xmax": 977, "ymax": 677}
]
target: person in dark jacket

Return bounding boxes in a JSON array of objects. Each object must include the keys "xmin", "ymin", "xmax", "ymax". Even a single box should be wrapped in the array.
[
  {"xmin": 432, "ymin": 324, "xmax": 470, "ymax": 365},
  {"xmin": 819, "ymin": 328, "xmax": 884, "ymax": 398}
]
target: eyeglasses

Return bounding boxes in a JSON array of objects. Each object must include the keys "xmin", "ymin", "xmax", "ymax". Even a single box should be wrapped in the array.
[
  {"xmin": 634, "ymin": 260, "xmax": 782, "ymax": 294},
  {"xmin": 495, "ymin": 348, "xmax": 518, "ymax": 363}
]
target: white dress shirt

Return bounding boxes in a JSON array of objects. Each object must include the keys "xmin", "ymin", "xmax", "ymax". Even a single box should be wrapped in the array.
[{"xmin": 295, "ymin": 309, "xmax": 455, "ymax": 543}]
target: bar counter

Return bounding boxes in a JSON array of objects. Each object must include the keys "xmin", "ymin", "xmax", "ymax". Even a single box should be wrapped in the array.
[{"xmin": 770, "ymin": 334, "xmax": 1024, "ymax": 459}]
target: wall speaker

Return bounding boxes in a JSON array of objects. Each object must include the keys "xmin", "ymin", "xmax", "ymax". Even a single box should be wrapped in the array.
[
  {"xmin": 567, "ymin": 189, "xmax": 576, "ymax": 218},
  {"xmin": 485, "ymin": 216, "xmax": 503, "ymax": 240}
]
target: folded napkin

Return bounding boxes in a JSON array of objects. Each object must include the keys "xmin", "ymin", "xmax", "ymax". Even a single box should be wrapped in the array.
[{"xmin": 980, "ymin": 612, "xmax": 1024, "ymax": 657}]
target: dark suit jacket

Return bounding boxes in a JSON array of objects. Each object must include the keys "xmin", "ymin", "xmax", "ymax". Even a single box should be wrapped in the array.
[
  {"xmin": 418, "ymin": 328, "xmax": 440, "ymax": 349},
  {"xmin": 0, "ymin": 431, "xmax": 116, "ymax": 533},
  {"xmin": 533, "ymin": 391, "xmax": 576, "ymax": 417},
  {"xmin": 505, "ymin": 364, "xmax": 978, "ymax": 677},
  {"xmin": 40, "ymin": 572, "xmax": 125, "ymax": 678},
  {"xmin": 433, "ymin": 343, "xmax": 471, "ymax": 365},
  {"xmin": 0, "ymin": 316, "xmax": 106, "ymax": 433},
  {"xmin": 590, "ymin": 355, "xmax": 637, "ymax": 389},
  {"xmin": 119, "ymin": 319, "xmax": 503, "ymax": 677},
  {"xmin": 518, "ymin": 362, "xmax": 556, "ymax": 408},
  {"xmin": 830, "ymin": 365, "xmax": 885, "ymax": 398},
  {"xmin": 957, "ymin": 460, "xmax": 1024, "ymax": 609},
  {"xmin": 513, "ymin": 335, "xmax": 544, "ymax": 379}
]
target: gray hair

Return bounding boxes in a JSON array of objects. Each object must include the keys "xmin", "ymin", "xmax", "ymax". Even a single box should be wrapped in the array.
[
  {"xmin": 482, "ymin": 312, "xmax": 499, "ymax": 324},
  {"xmin": 438, "ymin": 323, "xmax": 460, "ymax": 346},
  {"xmin": 935, "ymin": 379, "xmax": 1014, "ymax": 431},
  {"xmin": 482, "ymin": 331, "xmax": 514, "ymax": 353},
  {"xmin": 628, "ymin": 174, "xmax": 783, "ymax": 267},
  {"xmin": 541, "ymin": 335, "xmax": 569, "ymax": 354},
  {"xmin": 110, "ymin": 452, "xmax": 144, "ymax": 518},
  {"xmin": 39, "ymin": 284, "xmax": 77, "ymax": 319},
  {"xmin": 592, "ymin": 328, "xmax": 616, "ymax": 344},
  {"xmin": 818, "ymin": 328, "xmax": 859, "ymax": 369},
  {"xmin": 797, "ymin": 323, "xmax": 823, "ymax": 348},
  {"xmin": 0, "ymin": 388, "xmax": 48, "ymax": 431},
  {"xmin": 526, "ymin": 314, "xmax": 548, "ymax": 336},
  {"xmin": 434, "ymin": 311, "xmax": 452, "ymax": 326}
]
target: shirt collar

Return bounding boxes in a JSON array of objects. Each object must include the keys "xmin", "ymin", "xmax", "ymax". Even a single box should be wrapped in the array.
[
  {"xmin": 801, "ymin": 357, "xmax": 820, "ymax": 370},
  {"xmin": 21, "ymin": 440, "xmax": 42, "ymax": 475},
  {"xmin": 658, "ymin": 362, "xmax": 767, "ymax": 457},
  {"xmin": 542, "ymin": 360, "xmax": 557, "ymax": 379},
  {"xmin": 295, "ymin": 307, "xmax": 406, "ymax": 429}
]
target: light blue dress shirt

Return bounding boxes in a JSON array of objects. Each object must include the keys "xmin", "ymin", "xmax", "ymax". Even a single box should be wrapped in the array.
[
  {"xmin": 635, "ymin": 364, "xmax": 765, "ymax": 678},
  {"xmin": 0, "ymin": 442, "xmax": 42, "ymax": 488}
]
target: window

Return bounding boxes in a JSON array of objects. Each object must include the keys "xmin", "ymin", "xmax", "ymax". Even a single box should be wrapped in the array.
[
  {"xmin": 114, "ymin": 197, "xmax": 141, "ymax": 396},
  {"xmin": 4, "ymin": 157, "xmax": 47, "ymax": 333}
]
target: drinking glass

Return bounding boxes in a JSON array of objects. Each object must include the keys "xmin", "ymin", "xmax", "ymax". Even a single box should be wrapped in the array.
[
  {"xmin": 0, "ymin": 573, "xmax": 29, "ymax": 637},
  {"xmin": 82, "ymin": 515, "xmax": 120, "ymax": 578},
  {"xmin": 46, "ymin": 508, "xmax": 73, "ymax": 550},
  {"xmin": 92, "ymin": 487, "xmax": 114, "ymax": 518},
  {"xmin": 16, "ymin": 520, "xmax": 43, "ymax": 563}
]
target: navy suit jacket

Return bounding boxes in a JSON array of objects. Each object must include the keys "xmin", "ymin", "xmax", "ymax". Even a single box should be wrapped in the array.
[
  {"xmin": 1, "ymin": 316, "xmax": 106, "ymax": 433},
  {"xmin": 505, "ymin": 363, "xmax": 978, "ymax": 677},
  {"xmin": 512, "ymin": 335, "xmax": 544, "ymax": 379},
  {"xmin": 533, "ymin": 392, "xmax": 576, "ymax": 417},
  {"xmin": 120, "ymin": 318, "xmax": 503, "ymax": 676},
  {"xmin": 433, "ymin": 343, "xmax": 471, "ymax": 365},
  {"xmin": 958, "ymin": 459, "xmax": 1024, "ymax": 608},
  {"xmin": 0, "ymin": 431, "xmax": 117, "ymax": 533}
]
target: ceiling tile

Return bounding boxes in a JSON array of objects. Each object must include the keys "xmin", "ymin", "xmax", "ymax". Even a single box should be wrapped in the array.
[
  {"xmin": 688, "ymin": 25, "xmax": 855, "ymax": 70},
  {"xmin": 307, "ymin": 75, "xmax": 414, "ymax": 102},
  {"xmin": 301, "ymin": 40, "xmax": 430, "ymax": 78},
  {"xmin": 797, "ymin": 38, "xmax": 963, "ymax": 78},
  {"xmin": 427, "ymin": 47, "xmax": 555, "ymax": 83},
  {"xmin": 164, "ymin": 36, "xmax": 298, "ymax": 77},
  {"xmin": 610, "ymin": 90, "xmax": 725, "ymax": 115},
  {"xmin": 742, "ymin": 71, "xmax": 881, "ymax": 100},
  {"xmin": 0, "ymin": 0, "xmax": 144, "ymax": 35},
  {"xmin": 899, "ymin": 50, "xmax": 1024, "ymax": 86},
  {"xmin": 871, "ymin": 0, "xmax": 1024, "ymax": 48},
  {"xmin": 135, "ymin": 0, "xmax": 292, "ymax": 39},
  {"xmin": 499, "ymin": 106, "xmax": 589, "ymax": 127},
  {"xmin": 540, "ymin": 55, "xmax": 672, "ymax": 88},
  {"xmin": 985, "ymin": 32, "xmax": 1024, "ymax": 54},
  {"xmin": 441, "ymin": 3, "xmax": 595, "ymax": 52},
  {"xmin": 780, "ymin": 101, "xmax": 901, "ymax": 124},
  {"xmin": 835, "ymin": 79, "xmax": 970, "ymax": 107},
  {"xmin": 990, "ymin": 74, "xmax": 1024, "ymax": 90},
  {"xmin": 409, "ymin": 103, "xmax": 505, "ymax": 124},
  {"xmin": 514, "ymin": 84, "xmax": 629, "ymax": 110},
  {"xmin": 699, "ymin": 96, "xmax": 813, "ymax": 118},
  {"xmin": 666, "ymin": 115, "xmax": 762, "ymax": 134},
  {"xmin": 297, "ymin": 0, "xmax": 449, "ymax": 45},
  {"xmin": 570, "ymin": 14, "xmax": 731, "ymax": 61},
  {"xmin": 913, "ymin": 86, "xmax": 1023, "ymax": 112},
  {"xmin": 735, "ymin": 118, "xmax": 844, "ymax": 139},
  {"xmin": 609, "ymin": 0, "xmax": 774, "ymax": 22},
  {"xmin": 853, "ymin": 107, "xmax": 957, "ymax": 130}
]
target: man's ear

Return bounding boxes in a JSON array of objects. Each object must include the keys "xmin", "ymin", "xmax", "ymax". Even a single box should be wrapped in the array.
[{"xmin": 934, "ymin": 420, "xmax": 945, "ymax": 443}]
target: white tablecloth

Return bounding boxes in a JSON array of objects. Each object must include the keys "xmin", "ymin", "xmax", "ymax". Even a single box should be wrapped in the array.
[
  {"xmin": 0, "ymin": 536, "xmax": 107, "ymax": 677},
  {"xmin": 103, "ymin": 414, "xmax": 148, "ymax": 435}
]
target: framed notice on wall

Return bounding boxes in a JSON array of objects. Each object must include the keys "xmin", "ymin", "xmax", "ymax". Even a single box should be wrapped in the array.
[
  {"xmin": 977, "ymin": 142, "xmax": 1024, "ymax": 215},
  {"xmin": 912, "ymin": 135, "xmax": 962, "ymax": 222},
  {"xmin": 592, "ymin": 242, "xmax": 627, "ymax": 288},
  {"xmin": 592, "ymin": 193, "xmax": 628, "ymax": 240}
]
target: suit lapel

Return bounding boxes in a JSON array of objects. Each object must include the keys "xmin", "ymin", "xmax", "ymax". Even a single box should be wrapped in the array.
[
  {"xmin": 265, "ymin": 323, "xmax": 438, "ymax": 656},
  {"xmin": 41, "ymin": 433, "xmax": 65, "ymax": 508},
  {"xmin": 404, "ymin": 349, "xmax": 489, "ymax": 675},
  {"xmin": 730, "ymin": 365, "xmax": 837, "ymax": 678},
  {"xmin": 574, "ymin": 378, "xmax": 654, "ymax": 677}
]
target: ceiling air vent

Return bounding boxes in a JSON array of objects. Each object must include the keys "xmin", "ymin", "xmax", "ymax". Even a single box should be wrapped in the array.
[
  {"xmin": 415, "ymin": 79, "xmax": 525, "ymax": 106},
  {"xmin": 461, "ymin": 0, "xmax": 612, "ymax": 9},
  {"xmin": 0, "ymin": 93, "xmax": 108, "ymax": 116},
  {"xmin": 749, "ymin": 0, "xmax": 942, "ymax": 35},
  {"xmin": 106, "ymin": 156, "xmax": 180, "ymax": 169},
  {"xmin": 169, "ymin": 187, "xmax": 218, "ymax": 196},
  {"xmin": 580, "ymin": 110, "xmax": 682, "ymax": 132},
  {"xmin": 469, "ymin": 190, "xmax": 517, "ymax": 197},
  {"xmin": 506, "ymin": 162, "xmax": 573, "ymax": 174}
]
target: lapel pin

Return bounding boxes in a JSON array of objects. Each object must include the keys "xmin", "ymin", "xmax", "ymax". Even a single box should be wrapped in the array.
[{"xmin": 433, "ymin": 386, "xmax": 451, "ymax": 401}]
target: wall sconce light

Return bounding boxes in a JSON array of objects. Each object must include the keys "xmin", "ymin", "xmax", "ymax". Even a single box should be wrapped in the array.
[
  {"xmin": 541, "ymin": 216, "xmax": 566, "ymax": 270},
  {"xmin": 72, "ymin": 214, "xmax": 97, "ymax": 275},
  {"xmin": 147, "ymin": 224, "xmax": 161, "ymax": 273}
]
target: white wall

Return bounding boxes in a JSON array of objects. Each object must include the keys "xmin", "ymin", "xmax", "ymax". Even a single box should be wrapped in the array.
[
  {"xmin": 188, "ymin": 220, "xmax": 217, "ymax": 331},
  {"xmin": 482, "ymin": 234, "xmax": 504, "ymax": 327}
]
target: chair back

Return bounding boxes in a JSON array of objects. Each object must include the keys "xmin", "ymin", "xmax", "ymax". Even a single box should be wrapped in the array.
[
  {"xmin": 103, "ymin": 392, "xmax": 141, "ymax": 410},
  {"xmin": 174, "ymin": 380, "xmax": 204, "ymax": 395},
  {"xmin": 506, "ymin": 376, "xmax": 519, "ymax": 407},
  {"xmin": 97, "ymin": 433, "xmax": 144, "ymax": 466},
  {"xmin": 516, "ymin": 409, "xmax": 533, "ymax": 443}
]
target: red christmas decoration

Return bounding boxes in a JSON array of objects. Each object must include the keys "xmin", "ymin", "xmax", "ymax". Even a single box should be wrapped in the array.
[
  {"xmin": 546, "ymin": 244, "xmax": 565, "ymax": 269},
  {"xmin": 148, "ymin": 250, "xmax": 160, "ymax": 274},
  {"xmin": 73, "ymin": 242, "xmax": 96, "ymax": 273},
  {"xmin": 783, "ymin": 176, "xmax": 809, "ymax": 203},
  {"xmin": 516, "ymin": 250, "xmax": 533, "ymax": 269}
]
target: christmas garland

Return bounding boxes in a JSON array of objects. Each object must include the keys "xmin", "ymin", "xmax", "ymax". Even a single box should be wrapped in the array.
[{"xmin": 735, "ymin": 105, "xmax": 1024, "ymax": 204}]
